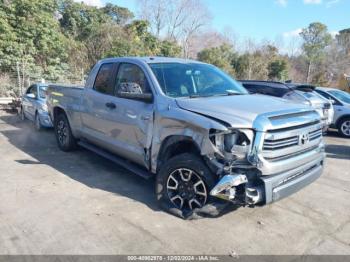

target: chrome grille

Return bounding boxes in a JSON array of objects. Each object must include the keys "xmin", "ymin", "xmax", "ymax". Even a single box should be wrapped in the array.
[
  {"xmin": 262, "ymin": 122, "xmax": 323, "ymax": 160},
  {"xmin": 309, "ymin": 128, "xmax": 322, "ymax": 141},
  {"xmin": 263, "ymin": 136, "xmax": 299, "ymax": 150}
]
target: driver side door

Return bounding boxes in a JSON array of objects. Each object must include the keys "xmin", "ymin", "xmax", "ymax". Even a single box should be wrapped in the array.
[{"xmin": 107, "ymin": 63, "xmax": 154, "ymax": 168}]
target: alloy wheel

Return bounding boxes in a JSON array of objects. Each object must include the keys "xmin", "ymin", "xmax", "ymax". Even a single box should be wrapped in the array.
[
  {"xmin": 166, "ymin": 168, "xmax": 207, "ymax": 211},
  {"xmin": 57, "ymin": 120, "xmax": 68, "ymax": 146},
  {"xmin": 341, "ymin": 120, "xmax": 350, "ymax": 137}
]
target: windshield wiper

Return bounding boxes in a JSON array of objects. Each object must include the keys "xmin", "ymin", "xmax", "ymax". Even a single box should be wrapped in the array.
[
  {"xmin": 189, "ymin": 94, "xmax": 212, "ymax": 98},
  {"xmin": 188, "ymin": 91, "xmax": 244, "ymax": 98},
  {"xmin": 226, "ymin": 90, "xmax": 243, "ymax": 96}
]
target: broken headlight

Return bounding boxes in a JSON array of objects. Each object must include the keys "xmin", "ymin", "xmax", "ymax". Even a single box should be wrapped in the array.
[{"xmin": 210, "ymin": 129, "xmax": 254, "ymax": 160}]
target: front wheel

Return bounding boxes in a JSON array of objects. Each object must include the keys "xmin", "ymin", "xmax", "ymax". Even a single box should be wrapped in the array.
[
  {"xmin": 156, "ymin": 153, "xmax": 216, "ymax": 217},
  {"xmin": 338, "ymin": 117, "xmax": 350, "ymax": 138},
  {"xmin": 54, "ymin": 113, "xmax": 77, "ymax": 151}
]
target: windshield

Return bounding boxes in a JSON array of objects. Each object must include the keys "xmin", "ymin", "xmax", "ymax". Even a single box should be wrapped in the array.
[
  {"xmin": 39, "ymin": 86, "xmax": 48, "ymax": 99},
  {"xmin": 149, "ymin": 63, "xmax": 248, "ymax": 98},
  {"xmin": 328, "ymin": 90, "xmax": 350, "ymax": 104}
]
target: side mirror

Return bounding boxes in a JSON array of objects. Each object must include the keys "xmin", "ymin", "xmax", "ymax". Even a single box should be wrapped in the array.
[
  {"xmin": 26, "ymin": 93, "xmax": 36, "ymax": 99},
  {"xmin": 118, "ymin": 91, "xmax": 153, "ymax": 103},
  {"xmin": 329, "ymin": 99, "xmax": 338, "ymax": 105}
]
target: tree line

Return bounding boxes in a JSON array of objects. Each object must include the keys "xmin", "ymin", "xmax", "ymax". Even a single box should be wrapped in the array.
[{"xmin": 0, "ymin": 0, "xmax": 349, "ymax": 97}]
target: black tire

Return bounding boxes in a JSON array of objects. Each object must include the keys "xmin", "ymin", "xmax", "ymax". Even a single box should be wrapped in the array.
[
  {"xmin": 20, "ymin": 107, "xmax": 25, "ymax": 121},
  {"xmin": 156, "ymin": 153, "xmax": 216, "ymax": 218},
  {"xmin": 338, "ymin": 117, "xmax": 350, "ymax": 138},
  {"xmin": 35, "ymin": 113, "xmax": 42, "ymax": 131},
  {"xmin": 54, "ymin": 113, "xmax": 77, "ymax": 151}
]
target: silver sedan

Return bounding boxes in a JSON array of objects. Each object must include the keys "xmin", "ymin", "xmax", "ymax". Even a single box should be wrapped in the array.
[{"xmin": 20, "ymin": 83, "xmax": 53, "ymax": 130}]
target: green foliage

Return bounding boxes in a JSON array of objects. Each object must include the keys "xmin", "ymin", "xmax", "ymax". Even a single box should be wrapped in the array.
[
  {"xmin": 0, "ymin": 0, "xmax": 182, "ymax": 86},
  {"xmin": 0, "ymin": 0, "xmax": 68, "ymax": 80},
  {"xmin": 197, "ymin": 44, "xmax": 237, "ymax": 75},
  {"xmin": 300, "ymin": 22, "xmax": 332, "ymax": 62},
  {"xmin": 268, "ymin": 59, "xmax": 288, "ymax": 81}
]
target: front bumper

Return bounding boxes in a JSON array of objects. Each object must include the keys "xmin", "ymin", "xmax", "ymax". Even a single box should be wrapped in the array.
[
  {"xmin": 260, "ymin": 152, "xmax": 324, "ymax": 204},
  {"xmin": 210, "ymin": 147, "xmax": 325, "ymax": 205}
]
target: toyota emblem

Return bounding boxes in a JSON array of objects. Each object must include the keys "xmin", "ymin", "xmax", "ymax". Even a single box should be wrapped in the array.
[{"xmin": 300, "ymin": 133, "xmax": 309, "ymax": 145}]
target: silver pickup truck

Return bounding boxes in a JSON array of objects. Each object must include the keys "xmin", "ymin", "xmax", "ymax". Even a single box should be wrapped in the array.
[{"xmin": 47, "ymin": 57, "xmax": 325, "ymax": 218}]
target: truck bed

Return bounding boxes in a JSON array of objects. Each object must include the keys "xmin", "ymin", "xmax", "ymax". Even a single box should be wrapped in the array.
[{"xmin": 47, "ymin": 84, "xmax": 85, "ymax": 128}]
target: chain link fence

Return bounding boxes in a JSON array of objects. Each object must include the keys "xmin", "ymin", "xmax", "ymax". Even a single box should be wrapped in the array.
[{"xmin": 0, "ymin": 60, "xmax": 85, "ymax": 98}]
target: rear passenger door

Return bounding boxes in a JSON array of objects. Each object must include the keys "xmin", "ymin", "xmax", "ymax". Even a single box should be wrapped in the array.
[
  {"xmin": 81, "ymin": 62, "xmax": 154, "ymax": 169},
  {"xmin": 81, "ymin": 63, "xmax": 119, "ymax": 146}
]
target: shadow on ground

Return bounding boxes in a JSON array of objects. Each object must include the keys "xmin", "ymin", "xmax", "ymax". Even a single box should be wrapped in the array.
[
  {"xmin": 326, "ymin": 144, "xmax": 350, "ymax": 160},
  {"xmin": 3, "ymin": 112, "xmax": 346, "ymax": 218},
  {"xmin": 0, "ymin": 112, "xmax": 240, "ymax": 219},
  {"xmin": 325, "ymin": 130, "xmax": 350, "ymax": 160},
  {"xmin": 0, "ymin": 112, "xmax": 160, "ymax": 213}
]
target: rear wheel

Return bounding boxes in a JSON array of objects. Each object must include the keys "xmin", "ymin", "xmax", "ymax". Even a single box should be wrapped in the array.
[
  {"xmin": 20, "ymin": 107, "xmax": 25, "ymax": 121},
  {"xmin": 54, "ymin": 113, "xmax": 77, "ymax": 151},
  {"xmin": 338, "ymin": 117, "xmax": 350, "ymax": 138},
  {"xmin": 156, "ymin": 153, "xmax": 216, "ymax": 216},
  {"xmin": 35, "ymin": 113, "xmax": 42, "ymax": 131}
]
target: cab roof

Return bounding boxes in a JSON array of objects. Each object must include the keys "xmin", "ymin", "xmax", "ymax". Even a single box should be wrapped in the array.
[{"xmin": 98, "ymin": 56, "xmax": 206, "ymax": 65}]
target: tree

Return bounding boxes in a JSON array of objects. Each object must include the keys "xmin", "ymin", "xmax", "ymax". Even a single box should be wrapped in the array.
[
  {"xmin": 268, "ymin": 59, "xmax": 288, "ymax": 80},
  {"xmin": 300, "ymin": 22, "xmax": 332, "ymax": 83},
  {"xmin": 0, "ymin": 0, "xmax": 68, "ymax": 83},
  {"xmin": 197, "ymin": 44, "xmax": 236, "ymax": 75},
  {"xmin": 336, "ymin": 28, "xmax": 350, "ymax": 55},
  {"xmin": 137, "ymin": 0, "xmax": 211, "ymax": 58}
]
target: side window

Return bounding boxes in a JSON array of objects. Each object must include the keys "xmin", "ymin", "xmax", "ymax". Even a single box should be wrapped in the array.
[
  {"xmin": 115, "ymin": 63, "xmax": 151, "ymax": 95},
  {"xmin": 93, "ymin": 63, "xmax": 115, "ymax": 95},
  {"xmin": 267, "ymin": 87, "xmax": 289, "ymax": 97},
  {"xmin": 243, "ymin": 84, "xmax": 261, "ymax": 94},
  {"xmin": 39, "ymin": 86, "xmax": 47, "ymax": 99},
  {"xmin": 316, "ymin": 90, "xmax": 332, "ymax": 100},
  {"xmin": 316, "ymin": 90, "xmax": 341, "ymax": 105},
  {"xmin": 26, "ymin": 85, "xmax": 37, "ymax": 98}
]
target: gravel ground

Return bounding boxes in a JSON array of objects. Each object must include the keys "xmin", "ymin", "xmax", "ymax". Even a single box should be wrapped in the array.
[{"xmin": 0, "ymin": 111, "xmax": 349, "ymax": 255}]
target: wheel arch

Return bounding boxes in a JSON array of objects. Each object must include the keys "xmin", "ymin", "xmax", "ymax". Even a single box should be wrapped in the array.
[
  {"xmin": 336, "ymin": 114, "xmax": 350, "ymax": 128},
  {"xmin": 52, "ymin": 106, "xmax": 67, "ymax": 124},
  {"xmin": 156, "ymin": 135, "xmax": 202, "ymax": 172}
]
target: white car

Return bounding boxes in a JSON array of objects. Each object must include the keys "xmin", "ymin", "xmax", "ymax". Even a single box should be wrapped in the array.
[{"xmin": 315, "ymin": 87, "xmax": 350, "ymax": 138}]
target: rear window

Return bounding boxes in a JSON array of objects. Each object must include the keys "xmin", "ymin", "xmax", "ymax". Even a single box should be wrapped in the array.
[
  {"xmin": 39, "ymin": 86, "xmax": 48, "ymax": 99},
  {"xmin": 241, "ymin": 83, "xmax": 290, "ymax": 97},
  {"xmin": 94, "ymin": 63, "xmax": 115, "ymax": 95}
]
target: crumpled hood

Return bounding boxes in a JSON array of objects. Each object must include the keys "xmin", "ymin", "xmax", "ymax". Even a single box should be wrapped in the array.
[{"xmin": 176, "ymin": 94, "xmax": 311, "ymax": 129}]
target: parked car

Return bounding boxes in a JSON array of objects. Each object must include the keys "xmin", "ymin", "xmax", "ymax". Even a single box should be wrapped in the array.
[
  {"xmin": 315, "ymin": 87, "xmax": 350, "ymax": 138},
  {"xmin": 47, "ymin": 57, "xmax": 325, "ymax": 218},
  {"xmin": 20, "ymin": 83, "xmax": 53, "ymax": 130},
  {"xmin": 240, "ymin": 80, "xmax": 334, "ymax": 131}
]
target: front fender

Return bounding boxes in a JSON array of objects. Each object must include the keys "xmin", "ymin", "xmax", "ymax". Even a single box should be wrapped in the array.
[{"xmin": 151, "ymin": 105, "xmax": 228, "ymax": 173}]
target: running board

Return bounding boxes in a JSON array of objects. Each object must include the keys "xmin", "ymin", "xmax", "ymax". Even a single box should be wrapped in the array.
[{"xmin": 77, "ymin": 140, "xmax": 154, "ymax": 180}]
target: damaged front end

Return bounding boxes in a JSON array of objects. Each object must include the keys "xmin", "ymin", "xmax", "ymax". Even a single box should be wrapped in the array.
[{"xmin": 207, "ymin": 129, "xmax": 264, "ymax": 206}]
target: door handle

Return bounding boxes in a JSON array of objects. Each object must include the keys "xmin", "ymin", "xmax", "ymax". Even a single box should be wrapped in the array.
[{"xmin": 105, "ymin": 102, "xmax": 116, "ymax": 109}]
